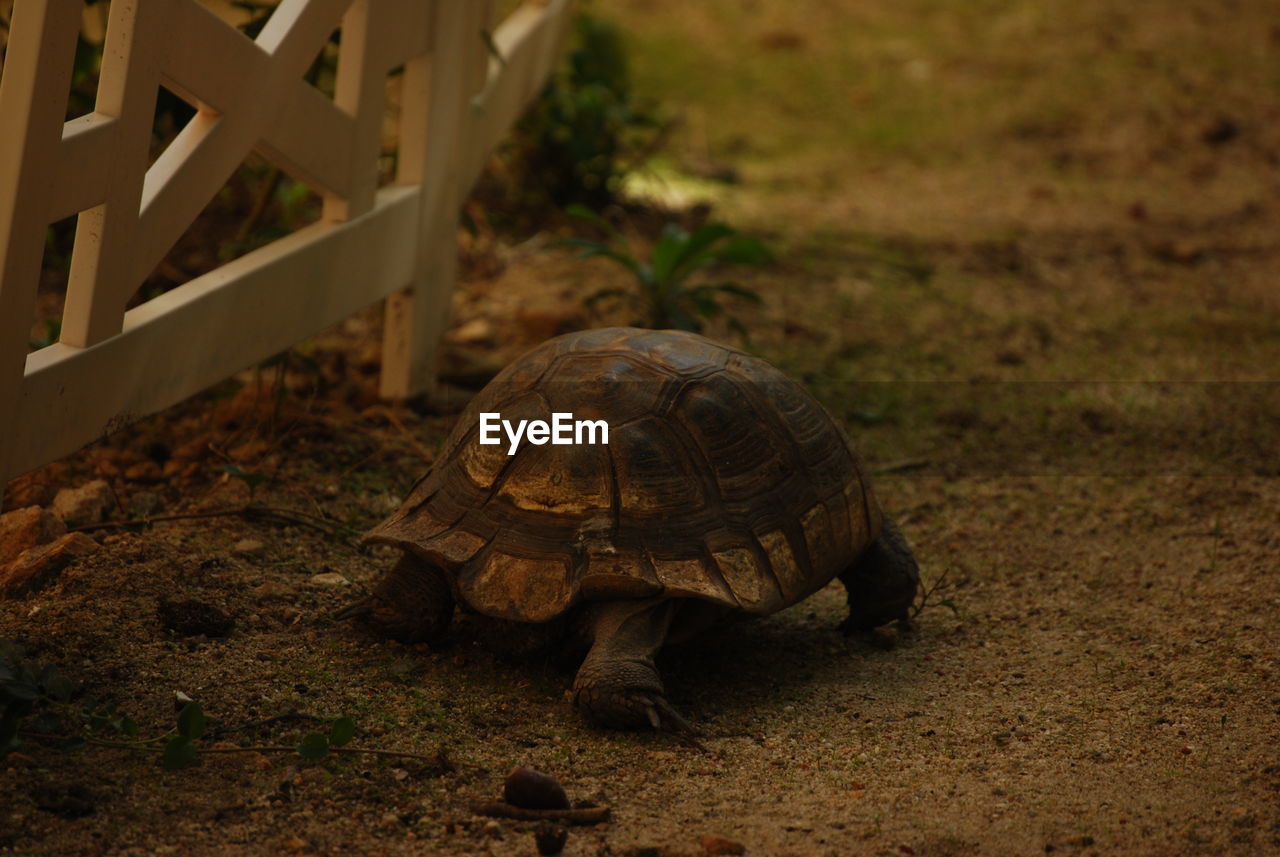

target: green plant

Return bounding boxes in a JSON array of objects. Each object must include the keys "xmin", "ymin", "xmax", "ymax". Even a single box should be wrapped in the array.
[
  {"xmin": 565, "ymin": 205, "xmax": 772, "ymax": 333},
  {"xmin": 1, "ymin": 639, "xmax": 136, "ymax": 757},
  {"xmin": 496, "ymin": 11, "xmax": 661, "ymax": 213},
  {"xmin": 1, "ymin": 639, "xmax": 438, "ymax": 770}
]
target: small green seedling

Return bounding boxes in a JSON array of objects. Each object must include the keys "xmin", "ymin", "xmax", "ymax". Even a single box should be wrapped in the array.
[{"xmin": 565, "ymin": 204, "xmax": 772, "ymax": 334}]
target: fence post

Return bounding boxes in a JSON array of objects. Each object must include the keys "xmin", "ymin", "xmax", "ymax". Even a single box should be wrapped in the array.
[
  {"xmin": 378, "ymin": 0, "xmax": 495, "ymax": 400},
  {"xmin": 0, "ymin": 0, "xmax": 84, "ymax": 500}
]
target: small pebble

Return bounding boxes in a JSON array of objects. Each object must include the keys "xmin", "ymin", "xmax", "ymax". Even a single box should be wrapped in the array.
[
  {"xmin": 535, "ymin": 823, "xmax": 568, "ymax": 856},
  {"xmin": 308, "ymin": 572, "xmax": 350, "ymax": 586},
  {"xmin": 251, "ymin": 581, "xmax": 291, "ymax": 600},
  {"xmin": 233, "ymin": 538, "xmax": 266, "ymax": 556},
  {"xmin": 503, "ymin": 766, "xmax": 569, "ymax": 810}
]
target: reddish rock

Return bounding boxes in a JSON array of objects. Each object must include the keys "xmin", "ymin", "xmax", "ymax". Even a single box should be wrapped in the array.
[
  {"xmin": 50, "ymin": 481, "xmax": 116, "ymax": 526},
  {"xmin": 699, "ymin": 835, "xmax": 746, "ymax": 856},
  {"xmin": 0, "ymin": 532, "xmax": 99, "ymax": 597},
  {"xmin": 513, "ymin": 305, "xmax": 584, "ymax": 343},
  {"xmin": 0, "ymin": 506, "xmax": 66, "ymax": 564}
]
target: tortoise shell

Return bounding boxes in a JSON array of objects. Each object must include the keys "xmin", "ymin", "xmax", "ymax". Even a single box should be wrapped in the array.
[{"xmin": 366, "ymin": 327, "xmax": 883, "ymax": 623}]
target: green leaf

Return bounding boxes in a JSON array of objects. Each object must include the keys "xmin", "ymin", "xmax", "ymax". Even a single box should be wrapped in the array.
[
  {"xmin": 2, "ymin": 682, "xmax": 39, "ymax": 702},
  {"xmin": 684, "ymin": 290, "xmax": 723, "ymax": 318},
  {"xmin": 121, "ymin": 716, "xmax": 139, "ymax": 738},
  {"xmin": 60, "ymin": 736, "xmax": 87, "ymax": 753},
  {"xmin": 297, "ymin": 733, "xmax": 330, "ymax": 760},
  {"xmin": 583, "ymin": 286, "xmax": 632, "ymax": 309},
  {"xmin": 177, "ymin": 701, "xmax": 206, "ymax": 740},
  {"xmin": 162, "ymin": 736, "xmax": 198, "ymax": 770},
  {"xmin": 666, "ymin": 222, "xmax": 736, "ymax": 282},
  {"xmin": 0, "ymin": 709, "xmax": 22, "ymax": 753},
  {"xmin": 35, "ymin": 713, "xmax": 63, "ymax": 732},
  {"xmin": 564, "ymin": 204, "xmax": 619, "ymax": 239},
  {"xmin": 0, "ymin": 664, "xmax": 16, "ymax": 682},
  {"xmin": 223, "ymin": 464, "xmax": 267, "ymax": 492},
  {"xmin": 700, "ymin": 281, "xmax": 762, "ymax": 303},
  {"xmin": 650, "ymin": 223, "xmax": 691, "ymax": 286},
  {"xmin": 329, "ymin": 717, "xmax": 355, "ymax": 747},
  {"xmin": 663, "ymin": 304, "xmax": 702, "ymax": 333},
  {"xmin": 710, "ymin": 235, "xmax": 773, "ymax": 266},
  {"xmin": 44, "ymin": 674, "xmax": 74, "ymax": 703}
]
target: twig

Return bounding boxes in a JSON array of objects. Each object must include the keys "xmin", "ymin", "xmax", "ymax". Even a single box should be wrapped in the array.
[
  {"xmin": 70, "ymin": 504, "xmax": 362, "ymax": 550},
  {"xmin": 362, "ymin": 405, "xmax": 435, "ymax": 464},
  {"xmin": 23, "ymin": 731, "xmax": 455, "ymax": 766},
  {"xmin": 199, "ymin": 745, "xmax": 454, "ymax": 765},
  {"xmin": 874, "ymin": 457, "xmax": 933, "ymax": 475},
  {"xmin": 911, "ymin": 565, "xmax": 953, "ymax": 619},
  {"xmin": 206, "ymin": 712, "xmax": 327, "ymax": 738},
  {"xmin": 235, "ymin": 167, "xmax": 283, "ymax": 245},
  {"xmin": 471, "ymin": 801, "xmax": 611, "ymax": 825}
]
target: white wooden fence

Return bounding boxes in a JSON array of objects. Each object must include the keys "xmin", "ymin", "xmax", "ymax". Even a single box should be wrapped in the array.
[{"xmin": 0, "ymin": 0, "xmax": 573, "ymax": 498}]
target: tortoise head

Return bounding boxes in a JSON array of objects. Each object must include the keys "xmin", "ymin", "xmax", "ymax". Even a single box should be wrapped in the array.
[
  {"xmin": 840, "ymin": 518, "xmax": 921, "ymax": 631},
  {"xmin": 336, "ymin": 553, "xmax": 455, "ymax": 644}
]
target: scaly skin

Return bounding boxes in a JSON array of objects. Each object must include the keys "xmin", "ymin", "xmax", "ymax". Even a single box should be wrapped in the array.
[
  {"xmin": 335, "ymin": 554, "xmax": 454, "ymax": 644},
  {"xmin": 838, "ymin": 517, "xmax": 921, "ymax": 633},
  {"xmin": 570, "ymin": 598, "xmax": 695, "ymax": 734}
]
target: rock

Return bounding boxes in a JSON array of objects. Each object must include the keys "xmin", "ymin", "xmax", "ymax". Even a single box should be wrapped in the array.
[
  {"xmin": 699, "ymin": 835, "xmax": 746, "ymax": 855},
  {"xmin": 233, "ymin": 538, "xmax": 266, "ymax": 556},
  {"xmin": 0, "ymin": 532, "xmax": 99, "ymax": 597},
  {"xmin": 124, "ymin": 461, "xmax": 163, "ymax": 483},
  {"xmin": 308, "ymin": 572, "xmax": 349, "ymax": 587},
  {"xmin": 171, "ymin": 436, "xmax": 211, "ymax": 463},
  {"xmin": 451, "ymin": 317, "xmax": 497, "ymax": 346},
  {"xmin": 0, "ymin": 506, "xmax": 66, "ymax": 564},
  {"xmin": 513, "ymin": 305, "xmax": 584, "ymax": 343},
  {"xmin": 157, "ymin": 598, "xmax": 235, "ymax": 638},
  {"xmin": 51, "ymin": 480, "xmax": 116, "ymax": 526},
  {"xmin": 251, "ymin": 580, "xmax": 292, "ymax": 601},
  {"xmin": 534, "ymin": 824, "xmax": 569, "ymax": 856},
  {"xmin": 503, "ymin": 766, "xmax": 569, "ymax": 810}
]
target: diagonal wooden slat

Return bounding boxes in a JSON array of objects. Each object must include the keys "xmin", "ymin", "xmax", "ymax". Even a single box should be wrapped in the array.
[
  {"xmin": 134, "ymin": 0, "xmax": 354, "ymax": 287},
  {"xmin": 0, "ymin": 0, "xmax": 577, "ymax": 502}
]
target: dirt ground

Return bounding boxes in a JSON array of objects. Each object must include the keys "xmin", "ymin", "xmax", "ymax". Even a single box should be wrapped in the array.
[{"xmin": 3, "ymin": 0, "xmax": 1280, "ymax": 855}]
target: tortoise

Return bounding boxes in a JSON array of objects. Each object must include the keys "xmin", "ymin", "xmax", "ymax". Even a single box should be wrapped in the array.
[{"xmin": 342, "ymin": 327, "xmax": 919, "ymax": 733}]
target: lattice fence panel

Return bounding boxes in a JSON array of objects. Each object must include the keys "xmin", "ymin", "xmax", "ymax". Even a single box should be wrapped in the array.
[{"xmin": 0, "ymin": 0, "xmax": 573, "ymax": 495}]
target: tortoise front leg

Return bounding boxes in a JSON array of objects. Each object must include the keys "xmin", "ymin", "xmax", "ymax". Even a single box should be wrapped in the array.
[
  {"xmin": 571, "ymin": 598, "xmax": 693, "ymax": 734},
  {"xmin": 335, "ymin": 553, "xmax": 455, "ymax": 644}
]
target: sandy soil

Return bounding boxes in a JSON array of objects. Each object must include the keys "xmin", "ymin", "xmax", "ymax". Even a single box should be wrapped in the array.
[{"xmin": 3, "ymin": 0, "xmax": 1279, "ymax": 855}]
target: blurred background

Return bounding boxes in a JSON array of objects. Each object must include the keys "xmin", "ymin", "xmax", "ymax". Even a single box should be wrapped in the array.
[
  {"xmin": 6, "ymin": 0, "xmax": 1278, "ymax": 482},
  {"xmin": 2, "ymin": 3, "xmax": 1279, "ymax": 855}
]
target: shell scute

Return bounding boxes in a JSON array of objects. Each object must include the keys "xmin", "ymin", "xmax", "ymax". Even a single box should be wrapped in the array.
[{"xmin": 366, "ymin": 328, "xmax": 882, "ymax": 622}]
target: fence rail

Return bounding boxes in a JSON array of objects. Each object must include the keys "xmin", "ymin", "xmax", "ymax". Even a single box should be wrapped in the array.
[{"xmin": 0, "ymin": 0, "xmax": 573, "ymax": 498}]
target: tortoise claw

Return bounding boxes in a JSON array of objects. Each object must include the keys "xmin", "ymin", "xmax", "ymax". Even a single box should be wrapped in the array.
[
  {"xmin": 646, "ymin": 695, "xmax": 706, "ymax": 751},
  {"xmin": 330, "ymin": 596, "xmax": 374, "ymax": 622}
]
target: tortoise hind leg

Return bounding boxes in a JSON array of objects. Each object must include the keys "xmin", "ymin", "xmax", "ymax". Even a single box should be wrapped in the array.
[
  {"xmin": 335, "ymin": 553, "xmax": 454, "ymax": 644},
  {"xmin": 838, "ymin": 517, "xmax": 921, "ymax": 633},
  {"xmin": 571, "ymin": 598, "xmax": 694, "ymax": 735}
]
